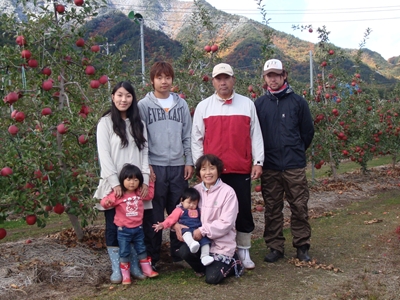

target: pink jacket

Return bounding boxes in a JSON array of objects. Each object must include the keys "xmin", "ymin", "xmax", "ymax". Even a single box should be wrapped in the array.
[
  {"xmin": 100, "ymin": 182, "xmax": 154, "ymax": 228},
  {"xmin": 194, "ymin": 180, "xmax": 238, "ymax": 257}
]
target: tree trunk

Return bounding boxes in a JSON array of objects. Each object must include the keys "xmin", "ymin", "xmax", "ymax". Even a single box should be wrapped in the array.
[
  {"xmin": 392, "ymin": 155, "xmax": 397, "ymax": 169},
  {"xmin": 329, "ymin": 150, "xmax": 337, "ymax": 180},
  {"xmin": 68, "ymin": 213, "xmax": 84, "ymax": 241}
]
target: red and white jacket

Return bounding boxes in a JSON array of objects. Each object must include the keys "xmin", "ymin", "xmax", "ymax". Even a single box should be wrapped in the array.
[{"xmin": 191, "ymin": 92, "xmax": 264, "ymax": 174}]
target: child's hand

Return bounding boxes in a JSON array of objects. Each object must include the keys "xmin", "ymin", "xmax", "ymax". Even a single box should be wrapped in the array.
[
  {"xmin": 104, "ymin": 199, "xmax": 113, "ymax": 207},
  {"xmin": 152, "ymin": 222, "xmax": 163, "ymax": 232}
]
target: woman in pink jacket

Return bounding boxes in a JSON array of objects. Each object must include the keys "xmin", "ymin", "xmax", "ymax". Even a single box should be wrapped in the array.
[{"xmin": 176, "ymin": 154, "xmax": 244, "ymax": 284}]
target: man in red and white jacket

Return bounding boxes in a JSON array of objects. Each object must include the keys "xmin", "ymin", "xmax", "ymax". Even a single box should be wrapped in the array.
[{"xmin": 191, "ymin": 63, "xmax": 264, "ymax": 269}]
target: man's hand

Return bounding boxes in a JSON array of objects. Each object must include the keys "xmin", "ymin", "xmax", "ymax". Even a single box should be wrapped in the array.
[
  {"xmin": 184, "ymin": 165, "xmax": 194, "ymax": 181},
  {"xmin": 251, "ymin": 165, "xmax": 262, "ymax": 180}
]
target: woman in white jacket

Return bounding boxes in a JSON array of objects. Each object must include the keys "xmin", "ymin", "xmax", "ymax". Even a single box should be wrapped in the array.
[{"xmin": 94, "ymin": 81, "xmax": 151, "ymax": 283}]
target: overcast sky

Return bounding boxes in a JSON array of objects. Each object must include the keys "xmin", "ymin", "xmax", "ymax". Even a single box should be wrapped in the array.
[{"xmin": 201, "ymin": 0, "xmax": 400, "ymax": 60}]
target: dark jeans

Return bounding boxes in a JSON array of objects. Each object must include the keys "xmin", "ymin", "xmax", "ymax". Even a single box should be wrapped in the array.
[
  {"xmin": 117, "ymin": 226, "xmax": 147, "ymax": 263},
  {"xmin": 104, "ymin": 208, "xmax": 118, "ymax": 246},
  {"xmin": 178, "ymin": 244, "xmax": 241, "ymax": 285},
  {"xmin": 261, "ymin": 168, "xmax": 311, "ymax": 253},
  {"xmin": 221, "ymin": 173, "xmax": 254, "ymax": 233},
  {"xmin": 152, "ymin": 165, "xmax": 187, "ymax": 263},
  {"xmin": 142, "ymin": 208, "xmax": 156, "ymax": 261}
]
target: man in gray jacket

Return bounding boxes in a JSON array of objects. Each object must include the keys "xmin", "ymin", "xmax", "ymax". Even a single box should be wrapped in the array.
[{"xmin": 138, "ymin": 61, "xmax": 194, "ymax": 268}]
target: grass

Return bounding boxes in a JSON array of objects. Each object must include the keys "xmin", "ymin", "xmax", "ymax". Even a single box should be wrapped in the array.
[{"xmin": 307, "ymin": 155, "xmax": 394, "ymax": 179}]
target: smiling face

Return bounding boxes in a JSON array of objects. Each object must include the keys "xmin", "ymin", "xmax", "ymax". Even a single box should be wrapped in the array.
[
  {"xmin": 264, "ymin": 72, "xmax": 287, "ymax": 91},
  {"xmin": 112, "ymin": 87, "xmax": 133, "ymax": 119},
  {"xmin": 212, "ymin": 74, "xmax": 235, "ymax": 99},
  {"xmin": 123, "ymin": 176, "xmax": 140, "ymax": 192},
  {"xmin": 199, "ymin": 161, "xmax": 219, "ymax": 189}
]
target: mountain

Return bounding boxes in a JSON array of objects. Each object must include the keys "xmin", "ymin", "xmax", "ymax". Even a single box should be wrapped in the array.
[{"xmin": 2, "ymin": 0, "xmax": 399, "ymax": 94}]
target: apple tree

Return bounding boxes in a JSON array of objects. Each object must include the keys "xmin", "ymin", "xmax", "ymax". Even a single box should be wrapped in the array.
[{"xmin": 0, "ymin": 0, "xmax": 131, "ymax": 240}]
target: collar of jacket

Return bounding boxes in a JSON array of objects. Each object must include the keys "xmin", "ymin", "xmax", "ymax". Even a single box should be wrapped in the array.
[{"xmin": 267, "ymin": 84, "xmax": 293, "ymax": 100}]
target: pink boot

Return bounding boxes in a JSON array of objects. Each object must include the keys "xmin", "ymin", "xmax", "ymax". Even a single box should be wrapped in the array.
[
  {"xmin": 120, "ymin": 262, "xmax": 131, "ymax": 285},
  {"xmin": 139, "ymin": 257, "xmax": 159, "ymax": 278}
]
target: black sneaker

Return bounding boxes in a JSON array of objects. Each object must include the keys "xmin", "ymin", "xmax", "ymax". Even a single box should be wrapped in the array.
[
  {"xmin": 264, "ymin": 249, "xmax": 284, "ymax": 263},
  {"xmin": 296, "ymin": 245, "xmax": 311, "ymax": 262}
]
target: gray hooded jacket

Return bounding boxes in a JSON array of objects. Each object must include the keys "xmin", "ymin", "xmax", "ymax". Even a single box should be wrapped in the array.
[{"xmin": 138, "ymin": 92, "xmax": 193, "ymax": 166}]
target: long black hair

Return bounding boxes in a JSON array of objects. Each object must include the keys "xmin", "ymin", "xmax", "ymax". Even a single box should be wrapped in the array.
[
  {"xmin": 118, "ymin": 164, "xmax": 144, "ymax": 192},
  {"xmin": 101, "ymin": 81, "xmax": 146, "ymax": 149}
]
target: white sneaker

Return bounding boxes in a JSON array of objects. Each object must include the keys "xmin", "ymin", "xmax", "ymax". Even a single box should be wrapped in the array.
[
  {"xmin": 189, "ymin": 241, "xmax": 200, "ymax": 253},
  {"xmin": 201, "ymin": 255, "xmax": 214, "ymax": 266},
  {"xmin": 237, "ymin": 248, "xmax": 255, "ymax": 269}
]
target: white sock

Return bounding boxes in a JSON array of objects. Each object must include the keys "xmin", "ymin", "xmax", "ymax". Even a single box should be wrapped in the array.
[
  {"xmin": 200, "ymin": 244, "xmax": 213, "ymax": 266},
  {"xmin": 183, "ymin": 232, "xmax": 200, "ymax": 253}
]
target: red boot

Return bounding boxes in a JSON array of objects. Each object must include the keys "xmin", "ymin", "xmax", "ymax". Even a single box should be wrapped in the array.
[
  {"xmin": 139, "ymin": 257, "xmax": 159, "ymax": 278},
  {"xmin": 120, "ymin": 262, "xmax": 131, "ymax": 285}
]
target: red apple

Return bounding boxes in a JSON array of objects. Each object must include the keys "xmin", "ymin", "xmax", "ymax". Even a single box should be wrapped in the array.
[
  {"xmin": 45, "ymin": 205, "xmax": 53, "ymax": 212},
  {"xmin": 0, "ymin": 228, "xmax": 6, "ymax": 240},
  {"xmin": 202, "ymin": 75, "xmax": 209, "ymax": 82},
  {"xmin": 41, "ymin": 67, "xmax": 52, "ymax": 76},
  {"xmin": 25, "ymin": 182, "xmax": 35, "ymax": 189},
  {"xmin": 4, "ymin": 92, "xmax": 19, "ymax": 104},
  {"xmin": 251, "ymin": 92, "xmax": 257, "ymax": 99},
  {"xmin": 99, "ymin": 75, "xmax": 108, "ymax": 85},
  {"xmin": 91, "ymin": 45, "xmax": 100, "ymax": 52},
  {"xmin": 1, "ymin": 167, "xmax": 13, "ymax": 177},
  {"xmin": 28, "ymin": 59, "xmax": 38, "ymax": 68},
  {"xmin": 81, "ymin": 57, "xmax": 90, "ymax": 65},
  {"xmin": 21, "ymin": 49, "xmax": 31, "ymax": 59},
  {"xmin": 76, "ymin": 38, "xmax": 85, "ymax": 47},
  {"xmin": 56, "ymin": 4, "xmax": 65, "ymax": 14},
  {"xmin": 78, "ymin": 134, "xmax": 88, "ymax": 144},
  {"xmin": 26, "ymin": 214, "xmax": 37, "ymax": 225},
  {"xmin": 25, "ymin": 239, "xmax": 32, "ymax": 244},
  {"xmin": 42, "ymin": 80, "xmax": 53, "ymax": 91},
  {"xmin": 74, "ymin": 0, "xmax": 84, "ymax": 6},
  {"xmin": 8, "ymin": 125, "xmax": 19, "ymax": 136},
  {"xmin": 254, "ymin": 185, "xmax": 262, "ymax": 192},
  {"xmin": 57, "ymin": 123, "xmax": 68, "ymax": 134},
  {"xmin": 328, "ymin": 49, "xmax": 335, "ymax": 55},
  {"xmin": 15, "ymin": 111, "xmax": 26, "ymax": 122},
  {"xmin": 248, "ymin": 85, "xmax": 254, "ymax": 93},
  {"xmin": 34, "ymin": 169, "xmax": 43, "ymax": 179},
  {"xmin": 320, "ymin": 61, "xmax": 327, "ymax": 67},
  {"xmin": 211, "ymin": 44, "xmax": 218, "ymax": 52},
  {"xmin": 16, "ymin": 35, "xmax": 26, "ymax": 46},
  {"xmin": 90, "ymin": 80, "xmax": 100, "ymax": 89},
  {"xmin": 308, "ymin": 28, "xmax": 313, "ymax": 33},
  {"xmin": 188, "ymin": 69, "xmax": 194, "ymax": 76},
  {"xmin": 255, "ymin": 204, "xmax": 264, "ymax": 212},
  {"xmin": 53, "ymin": 203, "xmax": 65, "ymax": 215},
  {"xmin": 69, "ymin": 195, "xmax": 79, "ymax": 202},
  {"xmin": 41, "ymin": 107, "xmax": 52, "ymax": 116},
  {"xmin": 64, "ymin": 55, "xmax": 72, "ymax": 64},
  {"xmin": 204, "ymin": 45, "xmax": 211, "ymax": 52},
  {"xmin": 85, "ymin": 65, "xmax": 95, "ymax": 75}
]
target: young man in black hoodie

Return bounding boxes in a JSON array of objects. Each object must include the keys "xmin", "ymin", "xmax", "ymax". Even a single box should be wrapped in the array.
[{"xmin": 254, "ymin": 59, "xmax": 315, "ymax": 263}]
